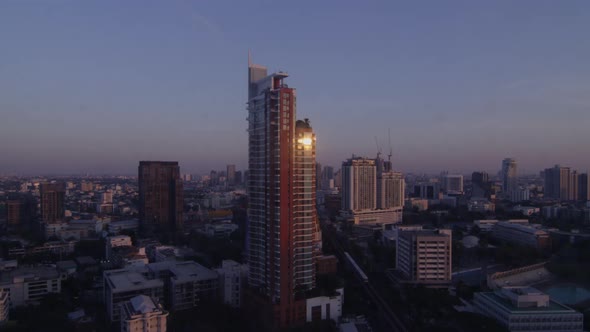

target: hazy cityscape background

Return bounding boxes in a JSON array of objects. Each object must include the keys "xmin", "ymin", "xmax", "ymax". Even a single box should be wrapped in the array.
[{"xmin": 2, "ymin": 1, "xmax": 590, "ymax": 175}]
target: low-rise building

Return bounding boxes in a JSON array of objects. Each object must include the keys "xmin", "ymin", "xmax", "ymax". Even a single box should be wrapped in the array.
[
  {"xmin": 106, "ymin": 235, "xmax": 133, "ymax": 258},
  {"xmin": 396, "ymin": 229, "xmax": 452, "ymax": 285},
  {"xmin": 474, "ymin": 219, "xmax": 529, "ymax": 233},
  {"xmin": 306, "ymin": 288, "xmax": 344, "ymax": 323},
  {"xmin": 468, "ymin": 198, "xmax": 495, "ymax": 213},
  {"xmin": 491, "ymin": 222, "xmax": 551, "ymax": 250},
  {"xmin": 108, "ymin": 219, "xmax": 139, "ymax": 235},
  {"xmin": 473, "ymin": 287, "xmax": 583, "ymax": 332},
  {"xmin": 0, "ymin": 266, "xmax": 61, "ymax": 307},
  {"xmin": 104, "ymin": 268, "xmax": 164, "ymax": 322},
  {"xmin": 316, "ymin": 255, "xmax": 338, "ymax": 275},
  {"xmin": 121, "ymin": 295, "xmax": 168, "ymax": 332},
  {"xmin": 146, "ymin": 261, "xmax": 218, "ymax": 311}
]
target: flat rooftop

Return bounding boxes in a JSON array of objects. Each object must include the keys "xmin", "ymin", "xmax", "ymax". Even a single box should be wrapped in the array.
[
  {"xmin": 105, "ymin": 269, "xmax": 163, "ymax": 292},
  {"xmin": 478, "ymin": 291, "xmax": 576, "ymax": 314},
  {"xmin": 148, "ymin": 261, "xmax": 217, "ymax": 283},
  {"xmin": 0, "ymin": 266, "xmax": 60, "ymax": 284}
]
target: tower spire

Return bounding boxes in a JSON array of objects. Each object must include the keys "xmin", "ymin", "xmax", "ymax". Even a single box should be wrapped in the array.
[{"xmin": 248, "ymin": 49, "xmax": 252, "ymax": 67}]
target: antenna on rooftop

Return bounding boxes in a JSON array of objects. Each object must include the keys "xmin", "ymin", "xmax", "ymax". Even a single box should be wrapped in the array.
[
  {"xmin": 248, "ymin": 49, "xmax": 252, "ymax": 67},
  {"xmin": 387, "ymin": 128, "xmax": 392, "ymax": 163},
  {"xmin": 374, "ymin": 136, "xmax": 382, "ymax": 159}
]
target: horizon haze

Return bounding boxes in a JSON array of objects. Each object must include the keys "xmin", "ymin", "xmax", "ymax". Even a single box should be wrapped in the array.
[{"xmin": 1, "ymin": 1, "xmax": 590, "ymax": 175}]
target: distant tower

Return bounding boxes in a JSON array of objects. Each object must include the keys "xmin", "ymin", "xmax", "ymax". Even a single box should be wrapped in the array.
[
  {"xmin": 501, "ymin": 158, "xmax": 518, "ymax": 198},
  {"xmin": 341, "ymin": 157, "xmax": 377, "ymax": 212},
  {"xmin": 40, "ymin": 182, "xmax": 65, "ymax": 223},
  {"xmin": 138, "ymin": 161, "xmax": 183, "ymax": 232},
  {"xmin": 226, "ymin": 164, "xmax": 236, "ymax": 186}
]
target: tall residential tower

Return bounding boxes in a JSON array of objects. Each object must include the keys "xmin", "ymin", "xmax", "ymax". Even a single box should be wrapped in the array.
[
  {"xmin": 246, "ymin": 59, "xmax": 320, "ymax": 328},
  {"xmin": 501, "ymin": 158, "xmax": 518, "ymax": 199}
]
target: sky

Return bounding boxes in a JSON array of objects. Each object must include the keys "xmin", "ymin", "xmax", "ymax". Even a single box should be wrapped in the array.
[{"xmin": 1, "ymin": 0, "xmax": 589, "ymax": 176}]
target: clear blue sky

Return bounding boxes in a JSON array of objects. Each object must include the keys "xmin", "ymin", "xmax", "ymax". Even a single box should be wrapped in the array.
[{"xmin": 1, "ymin": 0, "xmax": 589, "ymax": 175}]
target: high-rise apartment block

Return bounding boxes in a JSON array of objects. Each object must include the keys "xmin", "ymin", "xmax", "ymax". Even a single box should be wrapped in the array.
[
  {"xmin": 342, "ymin": 157, "xmax": 377, "ymax": 211},
  {"xmin": 246, "ymin": 58, "xmax": 320, "ymax": 328},
  {"xmin": 40, "ymin": 182, "xmax": 66, "ymax": 223},
  {"xmin": 341, "ymin": 156, "xmax": 404, "ymax": 226},
  {"xmin": 544, "ymin": 165, "xmax": 586, "ymax": 201},
  {"xmin": 501, "ymin": 158, "xmax": 518, "ymax": 198},
  {"xmin": 138, "ymin": 161, "xmax": 183, "ymax": 232},
  {"xmin": 226, "ymin": 164, "xmax": 236, "ymax": 186},
  {"xmin": 396, "ymin": 229, "xmax": 452, "ymax": 285}
]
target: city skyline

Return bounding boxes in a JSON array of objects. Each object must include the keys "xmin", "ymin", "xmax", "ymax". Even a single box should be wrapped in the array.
[{"xmin": 2, "ymin": 1, "xmax": 590, "ymax": 175}]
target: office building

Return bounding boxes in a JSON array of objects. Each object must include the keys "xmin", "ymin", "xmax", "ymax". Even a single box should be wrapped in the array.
[
  {"xmin": 226, "ymin": 164, "xmax": 236, "ymax": 186},
  {"xmin": 121, "ymin": 295, "xmax": 168, "ymax": 332},
  {"xmin": 0, "ymin": 266, "xmax": 61, "ymax": 308},
  {"xmin": 138, "ymin": 161, "xmax": 183, "ymax": 232},
  {"xmin": 40, "ymin": 182, "xmax": 66, "ymax": 223},
  {"xmin": 491, "ymin": 222, "xmax": 550, "ymax": 250},
  {"xmin": 396, "ymin": 229, "xmax": 452, "ymax": 285},
  {"xmin": 104, "ymin": 268, "xmax": 165, "ymax": 321},
  {"xmin": 441, "ymin": 174, "xmax": 463, "ymax": 194},
  {"xmin": 501, "ymin": 158, "xmax": 518, "ymax": 198},
  {"xmin": 246, "ymin": 58, "xmax": 319, "ymax": 328},
  {"xmin": 473, "ymin": 287, "xmax": 583, "ymax": 332}
]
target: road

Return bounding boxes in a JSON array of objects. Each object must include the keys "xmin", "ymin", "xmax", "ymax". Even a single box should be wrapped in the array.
[{"xmin": 322, "ymin": 222, "xmax": 408, "ymax": 332}]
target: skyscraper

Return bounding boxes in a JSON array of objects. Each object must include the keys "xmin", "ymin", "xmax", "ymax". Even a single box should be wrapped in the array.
[
  {"xmin": 544, "ymin": 165, "xmax": 583, "ymax": 201},
  {"xmin": 40, "ymin": 182, "xmax": 65, "ymax": 223},
  {"xmin": 226, "ymin": 164, "xmax": 236, "ymax": 186},
  {"xmin": 138, "ymin": 161, "xmax": 183, "ymax": 232},
  {"xmin": 501, "ymin": 158, "xmax": 518, "ymax": 198},
  {"xmin": 246, "ymin": 59, "xmax": 319, "ymax": 328}
]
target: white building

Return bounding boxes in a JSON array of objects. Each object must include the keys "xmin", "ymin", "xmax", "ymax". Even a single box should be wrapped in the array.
[
  {"xmin": 0, "ymin": 266, "xmax": 61, "ymax": 307},
  {"xmin": 396, "ymin": 229, "xmax": 452, "ymax": 284},
  {"xmin": 121, "ymin": 295, "xmax": 168, "ymax": 332},
  {"xmin": 305, "ymin": 288, "xmax": 344, "ymax": 323},
  {"xmin": 104, "ymin": 268, "xmax": 164, "ymax": 322},
  {"xmin": 473, "ymin": 287, "xmax": 583, "ymax": 332},
  {"xmin": 215, "ymin": 260, "xmax": 248, "ymax": 308}
]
